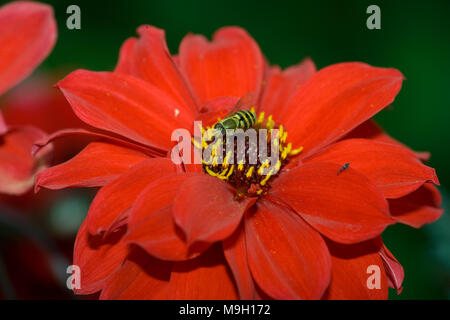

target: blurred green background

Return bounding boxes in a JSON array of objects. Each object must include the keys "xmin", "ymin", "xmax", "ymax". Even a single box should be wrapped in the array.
[{"xmin": 3, "ymin": 0, "xmax": 450, "ymax": 299}]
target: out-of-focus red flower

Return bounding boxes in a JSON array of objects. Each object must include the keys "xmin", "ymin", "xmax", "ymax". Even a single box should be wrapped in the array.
[
  {"xmin": 0, "ymin": 1, "xmax": 56, "ymax": 95},
  {"xmin": 0, "ymin": 1, "xmax": 56, "ymax": 195},
  {"xmin": 36, "ymin": 26, "xmax": 442, "ymax": 299},
  {"xmin": 0, "ymin": 125, "xmax": 51, "ymax": 195},
  {"xmin": 2, "ymin": 75, "xmax": 89, "ymax": 162},
  {"xmin": 0, "ymin": 75, "xmax": 90, "ymax": 212},
  {"xmin": 2, "ymin": 76, "xmax": 83, "ymax": 136},
  {"xmin": 0, "ymin": 2, "xmax": 62, "ymax": 299}
]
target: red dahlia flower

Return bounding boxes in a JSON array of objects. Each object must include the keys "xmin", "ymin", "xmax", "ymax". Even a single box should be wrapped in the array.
[
  {"xmin": 0, "ymin": 1, "xmax": 56, "ymax": 195},
  {"xmin": 35, "ymin": 26, "xmax": 442, "ymax": 299}
]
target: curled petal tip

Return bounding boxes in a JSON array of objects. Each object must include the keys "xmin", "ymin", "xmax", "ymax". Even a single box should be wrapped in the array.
[
  {"xmin": 31, "ymin": 143, "xmax": 41, "ymax": 156},
  {"xmin": 431, "ymin": 168, "xmax": 440, "ymax": 186},
  {"xmin": 34, "ymin": 179, "xmax": 41, "ymax": 194},
  {"xmin": 31, "ymin": 138, "xmax": 47, "ymax": 156}
]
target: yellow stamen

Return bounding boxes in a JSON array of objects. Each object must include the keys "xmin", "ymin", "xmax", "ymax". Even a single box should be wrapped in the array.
[
  {"xmin": 281, "ymin": 147, "xmax": 289, "ymax": 160},
  {"xmin": 266, "ymin": 115, "xmax": 275, "ymax": 130},
  {"xmin": 237, "ymin": 160, "xmax": 244, "ymax": 171},
  {"xmin": 219, "ymin": 166, "xmax": 229, "ymax": 176},
  {"xmin": 202, "ymin": 159, "xmax": 211, "ymax": 166},
  {"xmin": 216, "ymin": 165, "xmax": 229, "ymax": 180},
  {"xmin": 281, "ymin": 131, "xmax": 288, "ymax": 143},
  {"xmin": 226, "ymin": 165, "xmax": 234, "ymax": 179},
  {"xmin": 290, "ymin": 146, "xmax": 304, "ymax": 156},
  {"xmin": 212, "ymin": 155, "xmax": 219, "ymax": 167},
  {"xmin": 286, "ymin": 143, "xmax": 292, "ymax": 153},
  {"xmin": 205, "ymin": 166, "xmax": 218, "ymax": 177},
  {"xmin": 223, "ymin": 150, "xmax": 232, "ymax": 168},
  {"xmin": 258, "ymin": 159, "xmax": 270, "ymax": 175},
  {"xmin": 260, "ymin": 168, "xmax": 273, "ymax": 186},
  {"xmin": 246, "ymin": 166, "xmax": 254, "ymax": 178},
  {"xmin": 201, "ymin": 138, "xmax": 208, "ymax": 149},
  {"xmin": 257, "ymin": 112, "xmax": 265, "ymax": 125}
]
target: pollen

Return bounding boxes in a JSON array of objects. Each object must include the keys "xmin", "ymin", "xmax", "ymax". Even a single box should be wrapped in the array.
[{"xmin": 195, "ymin": 111, "xmax": 303, "ymax": 198}]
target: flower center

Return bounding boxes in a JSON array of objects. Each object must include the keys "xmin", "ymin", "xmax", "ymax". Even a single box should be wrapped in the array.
[{"xmin": 193, "ymin": 109, "xmax": 303, "ymax": 198}]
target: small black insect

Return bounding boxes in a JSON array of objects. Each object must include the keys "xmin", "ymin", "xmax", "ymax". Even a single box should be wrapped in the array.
[{"xmin": 337, "ymin": 163, "xmax": 350, "ymax": 175}]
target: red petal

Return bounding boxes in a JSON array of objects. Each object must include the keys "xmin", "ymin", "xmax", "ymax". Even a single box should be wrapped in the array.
[
  {"xmin": 378, "ymin": 242, "xmax": 404, "ymax": 293},
  {"xmin": 345, "ymin": 119, "xmax": 402, "ymax": 145},
  {"xmin": 195, "ymin": 96, "xmax": 239, "ymax": 128},
  {"xmin": 223, "ymin": 223, "xmax": 256, "ymax": 299},
  {"xmin": 245, "ymin": 199, "xmax": 331, "ymax": 299},
  {"xmin": 36, "ymin": 141, "xmax": 149, "ymax": 191},
  {"xmin": 0, "ymin": 125, "xmax": 51, "ymax": 195},
  {"xmin": 345, "ymin": 120, "xmax": 430, "ymax": 161},
  {"xmin": 259, "ymin": 58, "xmax": 316, "ymax": 120},
  {"xmin": 269, "ymin": 162, "xmax": 393, "ymax": 244},
  {"xmin": 305, "ymin": 138, "xmax": 439, "ymax": 199},
  {"xmin": 389, "ymin": 183, "xmax": 443, "ymax": 228},
  {"xmin": 32, "ymin": 128, "xmax": 165, "ymax": 157},
  {"xmin": 0, "ymin": 113, "xmax": 6, "ymax": 134},
  {"xmin": 100, "ymin": 246, "xmax": 171, "ymax": 299},
  {"xmin": 282, "ymin": 62, "xmax": 404, "ymax": 157},
  {"xmin": 73, "ymin": 220, "xmax": 128, "ymax": 295},
  {"xmin": 173, "ymin": 174, "xmax": 256, "ymax": 246},
  {"xmin": 0, "ymin": 1, "xmax": 56, "ymax": 95},
  {"xmin": 323, "ymin": 240, "xmax": 388, "ymax": 300},
  {"xmin": 200, "ymin": 96, "xmax": 239, "ymax": 114},
  {"xmin": 126, "ymin": 173, "xmax": 209, "ymax": 261},
  {"xmin": 114, "ymin": 38, "xmax": 136, "ymax": 75},
  {"xmin": 57, "ymin": 70, "xmax": 195, "ymax": 150},
  {"xmin": 169, "ymin": 245, "xmax": 239, "ymax": 299},
  {"xmin": 179, "ymin": 27, "xmax": 264, "ymax": 105},
  {"xmin": 86, "ymin": 158, "xmax": 177, "ymax": 235},
  {"xmin": 125, "ymin": 26, "xmax": 197, "ymax": 114}
]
